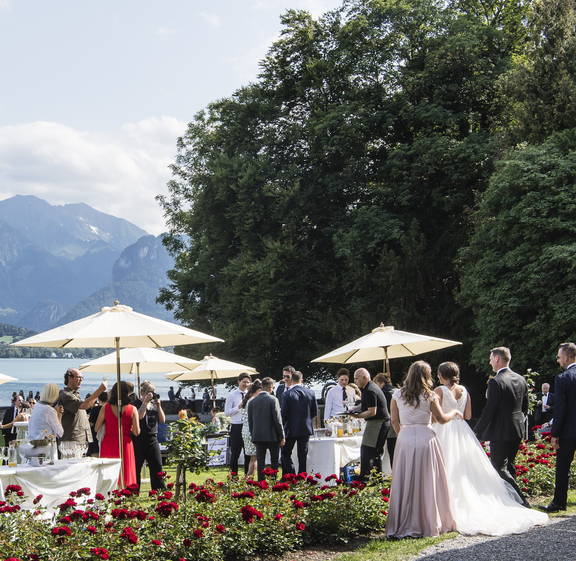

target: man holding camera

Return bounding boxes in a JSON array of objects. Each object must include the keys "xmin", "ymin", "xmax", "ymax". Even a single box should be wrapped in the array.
[{"xmin": 133, "ymin": 381, "xmax": 166, "ymax": 490}]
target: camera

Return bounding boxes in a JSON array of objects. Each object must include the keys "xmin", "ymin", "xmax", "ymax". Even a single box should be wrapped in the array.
[{"xmin": 152, "ymin": 392, "xmax": 160, "ymax": 400}]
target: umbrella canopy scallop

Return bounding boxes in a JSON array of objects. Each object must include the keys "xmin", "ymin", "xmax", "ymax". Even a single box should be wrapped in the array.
[
  {"xmin": 79, "ymin": 347, "xmax": 200, "ymax": 374},
  {"xmin": 311, "ymin": 324, "xmax": 461, "ymax": 370},
  {"xmin": 11, "ymin": 304, "xmax": 223, "ymax": 349}
]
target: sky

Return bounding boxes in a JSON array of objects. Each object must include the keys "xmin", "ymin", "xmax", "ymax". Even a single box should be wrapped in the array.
[{"xmin": 0, "ymin": 0, "xmax": 343, "ymax": 234}]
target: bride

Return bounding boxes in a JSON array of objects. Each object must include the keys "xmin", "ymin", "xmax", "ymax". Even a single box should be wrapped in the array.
[{"xmin": 433, "ymin": 361, "xmax": 548, "ymax": 536}]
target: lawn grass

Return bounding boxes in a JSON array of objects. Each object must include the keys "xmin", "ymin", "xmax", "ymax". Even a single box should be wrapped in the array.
[
  {"xmin": 138, "ymin": 462, "xmax": 230, "ymax": 495},
  {"xmin": 333, "ymin": 533, "xmax": 457, "ymax": 561}
]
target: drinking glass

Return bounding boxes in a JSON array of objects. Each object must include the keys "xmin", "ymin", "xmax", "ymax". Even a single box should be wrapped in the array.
[{"xmin": 0, "ymin": 446, "xmax": 7, "ymax": 465}]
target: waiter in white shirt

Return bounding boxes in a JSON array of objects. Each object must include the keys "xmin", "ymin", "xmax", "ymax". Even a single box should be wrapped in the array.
[
  {"xmin": 224, "ymin": 373, "xmax": 252, "ymax": 475},
  {"xmin": 323, "ymin": 368, "xmax": 356, "ymax": 422}
]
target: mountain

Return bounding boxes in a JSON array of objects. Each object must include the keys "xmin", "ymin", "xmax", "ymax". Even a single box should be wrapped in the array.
[
  {"xmin": 0, "ymin": 195, "xmax": 165, "ymax": 330},
  {"xmin": 0, "ymin": 195, "xmax": 146, "ymax": 258},
  {"xmin": 60, "ymin": 234, "xmax": 174, "ymax": 324}
]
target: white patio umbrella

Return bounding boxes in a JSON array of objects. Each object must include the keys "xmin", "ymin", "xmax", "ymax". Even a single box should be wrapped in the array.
[
  {"xmin": 79, "ymin": 347, "xmax": 201, "ymax": 396},
  {"xmin": 0, "ymin": 373, "xmax": 17, "ymax": 385},
  {"xmin": 12, "ymin": 302, "xmax": 223, "ymax": 485},
  {"xmin": 167, "ymin": 354, "xmax": 258, "ymax": 405},
  {"xmin": 311, "ymin": 323, "xmax": 461, "ymax": 374}
]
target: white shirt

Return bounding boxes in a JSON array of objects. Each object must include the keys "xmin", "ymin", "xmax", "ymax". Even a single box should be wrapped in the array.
[
  {"xmin": 324, "ymin": 384, "xmax": 356, "ymax": 420},
  {"xmin": 224, "ymin": 388, "xmax": 247, "ymax": 424},
  {"xmin": 28, "ymin": 402, "xmax": 64, "ymax": 440}
]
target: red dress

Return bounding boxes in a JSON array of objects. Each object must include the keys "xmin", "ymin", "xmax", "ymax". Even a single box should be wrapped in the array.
[{"xmin": 100, "ymin": 403, "xmax": 137, "ymax": 488}]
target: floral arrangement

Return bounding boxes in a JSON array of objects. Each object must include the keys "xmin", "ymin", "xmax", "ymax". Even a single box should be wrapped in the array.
[{"xmin": 0, "ymin": 471, "xmax": 388, "ymax": 561}]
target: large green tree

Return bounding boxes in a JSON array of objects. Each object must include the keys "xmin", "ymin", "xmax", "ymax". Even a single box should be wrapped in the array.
[
  {"xmin": 158, "ymin": 0, "xmax": 524, "ymax": 378},
  {"xmin": 458, "ymin": 129, "xmax": 576, "ymax": 373}
]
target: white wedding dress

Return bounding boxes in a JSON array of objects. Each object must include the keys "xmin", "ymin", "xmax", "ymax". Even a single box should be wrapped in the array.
[{"xmin": 433, "ymin": 385, "xmax": 548, "ymax": 536}]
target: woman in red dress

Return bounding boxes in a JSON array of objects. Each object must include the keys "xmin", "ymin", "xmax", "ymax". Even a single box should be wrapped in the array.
[{"xmin": 95, "ymin": 381, "xmax": 140, "ymax": 488}]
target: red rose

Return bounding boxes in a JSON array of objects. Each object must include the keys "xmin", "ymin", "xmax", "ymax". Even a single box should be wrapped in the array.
[
  {"xmin": 151, "ymin": 539, "xmax": 162, "ymax": 546},
  {"xmin": 183, "ymin": 538, "xmax": 192, "ymax": 546},
  {"xmin": 193, "ymin": 528, "xmax": 204, "ymax": 538},
  {"xmin": 51, "ymin": 526, "xmax": 72, "ymax": 536},
  {"xmin": 274, "ymin": 513, "xmax": 284, "ymax": 520},
  {"xmin": 215, "ymin": 524, "xmax": 226, "ymax": 533},
  {"xmin": 295, "ymin": 522, "xmax": 306, "ymax": 531},
  {"xmin": 87, "ymin": 525, "xmax": 98, "ymax": 534},
  {"xmin": 95, "ymin": 493, "xmax": 105, "ymax": 500}
]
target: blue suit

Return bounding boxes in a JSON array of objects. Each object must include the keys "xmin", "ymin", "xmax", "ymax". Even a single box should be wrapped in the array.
[
  {"xmin": 551, "ymin": 364, "xmax": 576, "ymax": 507},
  {"xmin": 281, "ymin": 385, "xmax": 318, "ymax": 474}
]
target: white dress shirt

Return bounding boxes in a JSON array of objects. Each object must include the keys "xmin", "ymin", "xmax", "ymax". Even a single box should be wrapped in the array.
[
  {"xmin": 224, "ymin": 388, "xmax": 246, "ymax": 424},
  {"xmin": 324, "ymin": 384, "xmax": 356, "ymax": 420}
]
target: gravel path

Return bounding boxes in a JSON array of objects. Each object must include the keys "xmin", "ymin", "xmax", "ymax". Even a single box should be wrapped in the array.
[{"xmin": 413, "ymin": 515, "xmax": 576, "ymax": 561}]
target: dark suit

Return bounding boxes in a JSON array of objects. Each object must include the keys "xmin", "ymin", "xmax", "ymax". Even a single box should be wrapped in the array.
[
  {"xmin": 474, "ymin": 367, "xmax": 529, "ymax": 506},
  {"xmin": 551, "ymin": 364, "xmax": 576, "ymax": 507},
  {"xmin": 1, "ymin": 405, "xmax": 19, "ymax": 443},
  {"xmin": 248, "ymin": 392, "xmax": 285, "ymax": 480},
  {"xmin": 534, "ymin": 391, "xmax": 554, "ymax": 425},
  {"xmin": 281, "ymin": 385, "xmax": 318, "ymax": 475}
]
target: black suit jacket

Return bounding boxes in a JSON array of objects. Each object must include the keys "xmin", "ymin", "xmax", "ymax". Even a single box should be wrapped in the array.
[
  {"xmin": 551, "ymin": 365, "xmax": 576, "ymax": 439},
  {"xmin": 281, "ymin": 385, "xmax": 318, "ymax": 438},
  {"xmin": 535, "ymin": 391, "xmax": 554, "ymax": 424},
  {"xmin": 248, "ymin": 392, "xmax": 285, "ymax": 443},
  {"xmin": 1, "ymin": 405, "xmax": 18, "ymax": 443},
  {"xmin": 474, "ymin": 368, "xmax": 528, "ymax": 441}
]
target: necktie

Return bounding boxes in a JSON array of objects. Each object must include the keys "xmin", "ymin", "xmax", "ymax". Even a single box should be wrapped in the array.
[{"xmin": 343, "ymin": 387, "xmax": 347, "ymax": 402}]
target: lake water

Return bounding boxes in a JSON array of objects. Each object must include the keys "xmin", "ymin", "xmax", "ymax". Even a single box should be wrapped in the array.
[
  {"xmin": 0, "ymin": 358, "xmax": 225, "ymax": 406},
  {"xmin": 0, "ymin": 359, "xmax": 327, "ymax": 407}
]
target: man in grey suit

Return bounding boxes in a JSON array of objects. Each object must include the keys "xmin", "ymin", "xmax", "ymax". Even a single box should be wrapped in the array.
[
  {"xmin": 474, "ymin": 346, "xmax": 530, "ymax": 507},
  {"xmin": 248, "ymin": 377, "xmax": 285, "ymax": 481},
  {"xmin": 544, "ymin": 342, "xmax": 576, "ymax": 512}
]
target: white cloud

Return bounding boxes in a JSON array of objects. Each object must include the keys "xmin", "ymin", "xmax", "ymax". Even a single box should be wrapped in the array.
[
  {"xmin": 0, "ymin": 117, "xmax": 187, "ymax": 234},
  {"xmin": 199, "ymin": 11, "xmax": 222, "ymax": 28},
  {"xmin": 155, "ymin": 26, "xmax": 178, "ymax": 37}
]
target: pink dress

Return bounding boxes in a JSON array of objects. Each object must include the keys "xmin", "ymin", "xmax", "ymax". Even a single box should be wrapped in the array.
[
  {"xmin": 100, "ymin": 403, "xmax": 137, "ymax": 488},
  {"xmin": 386, "ymin": 390, "xmax": 456, "ymax": 538}
]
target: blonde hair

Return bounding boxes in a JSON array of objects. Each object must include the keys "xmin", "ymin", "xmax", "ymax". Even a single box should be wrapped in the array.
[{"xmin": 40, "ymin": 383, "xmax": 60, "ymax": 404}]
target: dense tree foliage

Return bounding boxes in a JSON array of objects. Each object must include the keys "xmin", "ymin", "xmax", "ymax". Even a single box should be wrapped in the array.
[
  {"xmin": 498, "ymin": 0, "xmax": 576, "ymax": 144},
  {"xmin": 158, "ymin": 0, "xmax": 528, "ymax": 380},
  {"xmin": 159, "ymin": 0, "xmax": 575, "ymax": 384},
  {"xmin": 459, "ymin": 129, "xmax": 576, "ymax": 372}
]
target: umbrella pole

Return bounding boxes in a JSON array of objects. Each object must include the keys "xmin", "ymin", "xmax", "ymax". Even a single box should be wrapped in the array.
[
  {"xmin": 211, "ymin": 371, "xmax": 215, "ymax": 408},
  {"xmin": 136, "ymin": 363, "xmax": 141, "ymax": 398},
  {"xmin": 115, "ymin": 337, "xmax": 125, "ymax": 488},
  {"xmin": 384, "ymin": 347, "xmax": 390, "ymax": 376}
]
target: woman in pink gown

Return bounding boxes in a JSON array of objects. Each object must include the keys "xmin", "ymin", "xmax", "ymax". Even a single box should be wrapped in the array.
[
  {"xmin": 95, "ymin": 381, "xmax": 140, "ymax": 488},
  {"xmin": 386, "ymin": 360, "xmax": 461, "ymax": 539}
]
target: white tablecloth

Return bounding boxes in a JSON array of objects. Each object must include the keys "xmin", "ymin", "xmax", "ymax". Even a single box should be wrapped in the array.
[
  {"xmin": 0, "ymin": 458, "xmax": 121, "ymax": 509},
  {"xmin": 306, "ymin": 435, "xmax": 363, "ymax": 477}
]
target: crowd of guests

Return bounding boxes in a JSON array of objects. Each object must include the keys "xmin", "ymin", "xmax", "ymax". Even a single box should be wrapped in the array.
[
  {"xmin": 4, "ymin": 340, "xmax": 576, "ymax": 542},
  {"xmin": 1, "ymin": 369, "xmax": 167, "ymax": 491}
]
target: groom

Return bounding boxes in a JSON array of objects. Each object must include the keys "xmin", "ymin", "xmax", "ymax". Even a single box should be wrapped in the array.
[{"xmin": 474, "ymin": 346, "xmax": 530, "ymax": 507}]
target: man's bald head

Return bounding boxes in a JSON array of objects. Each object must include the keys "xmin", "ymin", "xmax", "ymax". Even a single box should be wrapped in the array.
[{"xmin": 353, "ymin": 368, "xmax": 371, "ymax": 389}]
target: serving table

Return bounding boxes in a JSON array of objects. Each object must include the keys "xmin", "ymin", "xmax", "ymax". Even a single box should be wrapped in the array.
[{"xmin": 0, "ymin": 457, "xmax": 121, "ymax": 509}]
